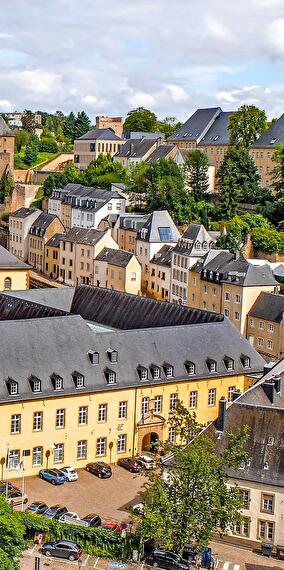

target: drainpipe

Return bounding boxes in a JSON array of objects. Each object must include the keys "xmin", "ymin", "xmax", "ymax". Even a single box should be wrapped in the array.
[{"xmin": 132, "ymin": 387, "xmax": 138, "ymax": 456}]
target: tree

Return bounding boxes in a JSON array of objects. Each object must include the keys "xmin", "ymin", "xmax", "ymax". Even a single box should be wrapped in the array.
[
  {"xmin": 0, "ymin": 494, "xmax": 26, "ymax": 568},
  {"xmin": 126, "ymin": 162, "xmax": 149, "ymax": 210},
  {"xmin": 215, "ymin": 214, "xmax": 270, "ymax": 252},
  {"xmin": 218, "ymin": 148, "xmax": 260, "ymax": 217},
  {"xmin": 137, "ymin": 402, "xmax": 249, "ymax": 552},
  {"xmin": 74, "ymin": 111, "xmax": 91, "ymax": 139},
  {"xmin": 14, "ymin": 129, "xmax": 30, "ymax": 152},
  {"xmin": 156, "ymin": 117, "xmax": 182, "ymax": 138},
  {"xmin": 186, "ymin": 150, "xmax": 209, "ymax": 200},
  {"xmin": 228, "ymin": 105, "xmax": 267, "ymax": 148},
  {"xmin": 146, "ymin": 159, "xmax": 191, "ymax": 224},
  {"xmin": 0, "ymin": 167, "xmax": 13, "ymax": 203},
  {"xmin": 124, "ymin": 107, "xmax": 157, "ymax": 133},
  {"xmin": 39, "ymin": 136, "xmax": 59, "ymax": 153},
  {"xmin": 271, "ymin": 144, "xmax": 284, "ymax": 198},
  {"xmin": 63, "ymin": 112, "xmax": 76, "ymax": 140},
  {"xmin": 21, "ymin": 110, "xmax": 35, "ymax": 133},
  {"xmin": 24, "ymin": 142, "xmax": 38, "ymax": 166}
]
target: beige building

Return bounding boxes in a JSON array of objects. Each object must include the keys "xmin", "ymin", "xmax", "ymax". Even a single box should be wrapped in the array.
[
  {"xmin": 0, "ymin": 245, "xmax": 30, "ymax": 291},
  {"xmin": 114, "ymin": 214, "xmax": 150, "ymax": 254},
  {"xmin": 247, "ymin": 292, "xmax": 284, "ymax": 359},
  {"xmin": 28, "ymin": 213, "xmax": 65, "ymax": 272},
  {"xmin": 95, "ymin": 116, "xmax": 124, "ymax": 138},
  {"xmin": 149, "ymin": 245, "xmax": 173, "ymax": 301},
  {"xmin": 249, "ymin": 113, "xmax": 284, "ymax": 189},
  {"xmin": 74, "ymin": 128, "xmax": 124, "ymax": 170},
  {"xmin": 59, "ymin": 227, "xmax": 118, "ymax": 286},
  {"xmin": 9, "ymin": 207, "xmax": 41, "ymax": 261},
  {"xmin": 94, "ymin": 247, "xmax": 141, "ymax": 294},
  {"xmin": 44, "ymin": 233, "xmax": 65, "ymax": 279},
  {"xmin": 0, "ymin": 116, "xmax": 15, "ymax": 178},
  {"xmin": 114, "ymin": 138, "xmax": 162, "ymax": 168}
]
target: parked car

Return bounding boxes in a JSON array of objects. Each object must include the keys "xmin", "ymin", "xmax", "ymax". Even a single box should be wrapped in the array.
[
  {"xmin": 82, "ymin": 513, "xmax": 101, "ymax": 527},
  {"xmin": 39, "ymin": 469, "xmax": 67, "ymax": 485},
  {"xmin": 42, "ymin": 540, "xmax": 82, "ymax": 561},
  {"xmin": 58, "ymin": 467, "xmax": 78, "ymax": 482},
  {"xmin": 146, "ymin": 550, "xmax": 189, "ymax": 570},
  {"xmin": 100, "ymin": 520, "xmax": 121, "ymax": 533},
  {"xmin": 0, "ymin": 481, "xmax": 13, "ymax": 494},
  {"xmin": 43, "ymin": 505, "xmax": 68, "ymax": 519},
  {"xmin": 58, "ymin": 511, "xmax": 80, "ymax": 523},
  {"xmin": 136, "ymin": 455, "xmax": 156, "ymax": 470},
  {"xmin": 26, "ymin": 502, "xmax": 49, "ymax": 515},
  {"xmin": 117, "ymin": 457, "xmax": 142, "ymax": 473},
  {"xmin": 6, "ymin": 488, "xmax": 28, "ymax": 507},
  {"xmin": 85, "ymin": 461, "xmax": 112, "ymax": 478}
]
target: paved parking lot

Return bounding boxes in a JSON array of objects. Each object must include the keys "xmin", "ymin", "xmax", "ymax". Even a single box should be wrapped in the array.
[{"xmin": 12, "ymin": 466, "xmax": 146, "ymax": 522}]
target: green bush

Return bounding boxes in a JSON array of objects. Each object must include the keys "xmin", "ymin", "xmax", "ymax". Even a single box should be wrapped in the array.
[
  {"xmin": 39, "ymin": 137, "xmax": 59, "ymax": 153},
  {"xmin": 251, "ymin": 227, "xmax": 284, "ymax": 254}
]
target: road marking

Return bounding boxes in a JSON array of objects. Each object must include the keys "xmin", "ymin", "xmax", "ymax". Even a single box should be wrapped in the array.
[
  {"xmin": 29, "ymin": 544, "xmax": 37, "ymax": 555},
  {"xmin": 214, "ymin": 559, "xmax": 220, "ymax": 569},
  {"xmin": 222, "ymin": 563, "xmax": 230, "ymax": 570},
  {"xmin": 94, "ymin": 556, "xmax": 99, "ymax": 568},
  {"xmin": 83, "ymin": 554, "xmax": 90, "ymax": 566}
]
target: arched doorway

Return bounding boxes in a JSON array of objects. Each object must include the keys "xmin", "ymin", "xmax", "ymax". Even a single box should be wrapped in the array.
[{"xmin": 142, "ymin": 431, "xmax": 159, "ymax": 453}]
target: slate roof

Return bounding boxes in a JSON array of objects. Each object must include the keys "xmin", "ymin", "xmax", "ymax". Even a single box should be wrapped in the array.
[
  {"xmin": 151, "ymin": 244, "xmax": 173, "ymax": 267},
  {"xmin": 200, "ymin": 111, "xmax": 233, "ymax": 146},
  {"xmin": 248, "ymin": 291, "xmax": 284, "ymax": 323},
  {"xmin": 9, "ymin": 207, "xmax": 39, "ymax": 219},
  {"xmin": 114, "ymin": 138, "xmax": 158, "ymax": 159},
  {"xmin": 146, "ymin": 145, "xmax": 176, "ymax": 163},
  {"xmin": 173, "ymin": 224, "xmax": 213, "ymax": 256},
  {"xmin": 221, "ymin": 256, "xmax": 277, "ymax": 286},
  {"xmin": 118, "ymin": 214, "xmax": 150, "ymax": 231},
  {"xmin": 168, "ymin": 107, "xmax": 221, "ymax": 143},
  {"xmin": 29, "ymin": 213, "xmax": 58, "ymax": 236},
  {"xmin": 61, "ymin": 227, "xmax": 107, "ymax": 245},
  {"xmin": 0, "ymin": 245, "xmax": 30, "ymax": 269},
  {"xmin": 3, "ymin": 288, "xmax": 75, "ymax": 313},
  {"xmin": 192, "ymin": 250, "xmax": 235, "ymax": 275},
  {"xmin": 251, "ymin": 114, "xmax": 284, "ymax": 148},
  {"xmin": 52, "ymin": 185, "xmax": 125, "ymax": 206},
  {"xmin": 0, "ymin": 116, "xmax": 13, "ymax": 136},
  {"xmin": 46, "ymin": 233, "xmax": 65, "ymax": 248},
  {"xmin": 77, "ymin": 128, "xmax": 122, "ymax": 141},
  {"xmin": 0, "ymin": 293, "xmax": 68, "ymax": 320},
  {"xmin": 138, "ymin": 211, "xmax": 180, "ymax": 243},
  {"xmin": 95, "ymin": 247, "xmax": 134, "ymax": 268}
]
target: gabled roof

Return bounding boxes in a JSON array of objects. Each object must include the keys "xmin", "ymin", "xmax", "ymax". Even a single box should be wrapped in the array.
[
  {"xmin": 0, "ymin": 245, "xmax": 30, "ymax": 270},
  {"xmin": 95, "ymin": 247, "xmax": 134, "ymax": 268},
  {"xmin": 118, "ymin": 213, "xmax": 150, "ymax": 231},
  {"xmin": 192, "ymin": 250, "xmax": 234, "ymax": 274},
  {"xmin": 29, "ymin": 212, "xmax": 58, "ymax": 236},
  {"xmin": 3, "ymin": 288, "xmax": 75, "ymax": 313},
  {"xmin": 168, "ymin": 107, "xmax": 221, "ymax": 143},
  {"xmin": 0, "ymin": 116, "xmax": 13, "ymax": 136},
  {"xmin": 9, "ymin": 207, "xmax": 40, "ymax": 219},
  {"xmin": 138, "ymin": 211, "xmax": 180, "ymax": 243},
  {"xmin": 146, "ymin": 145, "xmax": 176, "ymax": 163},
  {"xmin": 77, "ymin": 128, "xmax": 122, "ymax": 141},
  {"xmin": 251, "ymin": 114, "xmax": 284, "ymax": 148},
  {"xmin": 0, "ymin": 293, "xmax": 68, "ymax": 320},
  {"xmin": 151, "ymin": 244, "xmax": 173, "ymax": 267},
  {"xmin": 248, "ymin": 291, "xmax": 284, "ymax": 323},
  {"xmin": 46, "ymin": 233, "xmax": 65, "ymax": 248},
  {"xmin": 221, "ymin": 256, "xmax": 277, "ymax": 286},
  {"xmin": 114, "ymin": 138, "xmax": 158, "ymax": 159},
  {"xmin": 61, "ymin": 227, "xmax": 107, "ymax": 245},
  {"xmin": 200, "ymin": 111, "xmax": 233, "ymax": 146},
  {"xmin": 173, "ymin": 224, "xmax": 213, "ymax": 256}
]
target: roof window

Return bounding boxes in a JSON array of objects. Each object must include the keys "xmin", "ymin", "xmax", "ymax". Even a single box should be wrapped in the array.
[
  {"xmin": 88, "ymin": 350, "xmax": 99, "ymax": 365},
  {"xmin": 137, "ymin": 366, "xmax": 148, "ymax": 381},
  {"xmin": 185, "ymin": 361, "xmax": 196, "ymax": 375},
  {"xmin": 72, "ymin": 371, "xmax": 85, "ymax": 389},
  {"xmin": 150, "ymin": 365, "xmax": 160, "ymax": 379},
  {"xmin": 29, "ymin": 376, "xmax": 41, "ymax": 393},
  {"xmin": 206, "ymin": 358, "xmax": 217, "ymax": 373},
  {"xmin": 240, "ymin": 354, "xmax": 250, "ymax": 368},
  {"xmin": 104, "ymin": 369, "xmax": 116, "ymax": 384},
  {"xmin": 164, "ymin": 364, "xmax": 173, "ymax": 378},
  {"xmin": 50, "ymin": 373, "xmax": 64, "ymax": 391},
  {"xmin": 267, "ymin": 436, "xmax": 274, "ymax": 446},
  {"xmin": 107, "ymin": 349, "xmax": 118, "ymax": 363},
  {"xmin": 6, "ymin": 378, "xmax": 18, "ymax": 396},
  {"xmin": 224, "ymin": 356, "xmax": 234, "ymax": 371}
]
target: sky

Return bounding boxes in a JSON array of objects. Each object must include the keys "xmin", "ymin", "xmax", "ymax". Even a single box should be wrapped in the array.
[{"xmin": 1, "ymin": 0, "xmax": 284, "ymax": 122}]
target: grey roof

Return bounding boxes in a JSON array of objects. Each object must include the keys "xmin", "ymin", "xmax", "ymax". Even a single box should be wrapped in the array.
[
  {"xmin": 251, "ymin": 114, "xmax": 284, "ymax": 148},
  {"xmin": 9, "ymin": 207, "xmax": 40, "ymax": 219},
  {"xmin": 168, "ymin": 107, "xmax": 221, "ymax": 143},
  {"xmin": 77, "ymin": 128, "xmax": 122, "ymax": 141},
  {"xmin": 138, "ymin": 211, "xmax": 180, "ymax": 243},
  {"xmin": 200, "ymin": 111, "xmax": 233, "ymax": 146},
  {"xmin": 146, "ymin": 145, "xmax": 176, "ymax": 163},
  {"xmin": 193, "ymin": 250, "xmax": 235, "ymax": 275},
  {"xmin": 52, "ymin": 185, "xmax": 125, "ymax": 208},
  {"xmin": 46, "ymin": 233, "xmax": 65, "ymax": 248},
  {"xmin": 124, "ymin": 131, "xmax": 165, "ymax": 140},
  {"xmin": 173, "ymin": 224, "xmax": 213, "ymax": 256},
  {"xmin": 29, "ymin": 212, "xmax": 58, "ymax": 236},
  {"xmin": 118, "ymin": 213, "xmax": 150, "ymax": 231},
  {"xmin": 0, "ymin": 293, "xmax": 68, "ymax": 320},
  {"xmin": 151, "ymin": 244, "xmax": 173, "ymax": 267},
  {"xmin": 95, "ymin": 247, "xmax": 135, "ymax": 268},
  {"xmin": 61, "ymin": 227, "xmax": 107, "ymax": 245},
  {"xmin": 248, "ymin": 291, "xmax": 284, "ymax": 323},
  {"xmin": 221, "ymin": 257, "xmax": 277, "ymax": 286},
  {"xmin": 0, "ymin": 245, "xmax": 30, "ymax": 269},
  {"xmin": 0, "ymin": 116, "xmax": 13, "ymax": 136},
  {"xmin": 114, "ymin": 138, "xmax": 158, "ymax": 159},
  {"xmin": 3, "ymin": 288, "xmax": 75, "ymax": 313}
]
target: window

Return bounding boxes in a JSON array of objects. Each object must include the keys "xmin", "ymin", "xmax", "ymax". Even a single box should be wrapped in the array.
[
  {"xmin": 77, "ymin": 440, "xmax": 87, "ymax": 459},
  {"xmin": 204, "ymin": 285, "xmax": 207, "ymax": 294},
  {"xmin": 259, "ymin": 321, "xmax": 264, "ymax": 330},
  {"xmin": 88, "ymin": 351, "xmax": 99, "ymax": 365},
  {"xmin": 154, "ymin": 395, "xmax": 162, "ymax": 413},
  {"xmin": 138, "ymin": 367, "xmax": 148, "ymax": 381},
  {"xmin": 11, "ymin": 414, "xmax": 21, "ymax": 434},
  {"xmin": 33, "ymin": 446, "xmax": 43, "ymax": 466},
  {"xmin": 165, "ymin": 365, "xmax": 173, "ymax": 378},
  {"xmin": 141, "ymin": 397, "xmax": 149, "ymax": 416},
  {"xmin": 54, "ymin": 443, "xmax": 64, "ymax": 463},
  {"xmin": 73, "ymin": 372, "xmax": 84, "ymax": 388},
  {"xmin": 170, "ymin": 393, "xmax": 178, "ymax": 409},
  {"xmin": 108, "ymin": 349, "xmax": 118, "ymax": 363},
  {"xmin": 234, "ymin": 518, "xmax": 250, "ymax": 537},
  {"xmin": 7, "ymin": 380, "xmax": 18, "ymax": 396},
  {"xmin": 117, "ymin": 434, "xmax": 127, "ymax": 453},
  {"xmin": 8, "ymin": 450, "xmax": 20, "ymax": 470},
  {"xmin": 51, "ymin": 374, "xmax": 63, "ymax": 391},
  {"xmin": 33, "ymin": 411, "xmax": 43, "ymax": 431},
  {"xmin": 32, "ymin": 378, "xmax": 41, "ymax": 392},
  {"xmin": 118, "ymin": 401, "xmax": 127, "ymax": 419},
  {"xmin": 235, "ymin": 311, "xmax": 240, "ymax": 321},
  {"xmin": 241, "ymin": 355, "xmax": 250, "ymax": 368},
  {"xmin": 228, "ymin": 386, "xmax": 236, "ymax": 402},
  {"xmin": 168, "ymin": 427, "xmax": 176, "ymax": 443},
  {"xmin": 258, "ymin": 520, "xmax": 274, "ymax": 541},
  {"xmin": 96, "ymin": 437, "xmax": 106, "ymax": 456},
  {"xmin": 151, "ymin": 366, "xmax": 160, "ymax": 379},
  {"xmin": 56, "ymin": 409, "xmax": 65, "ymax": 428},
  {"xmin": 105, "ymin": 370, "xmax": 116, "ymax": 384},
  {"xmin": 78, "ymin": 406, "xmax": 88, "ymax": 425},
  {"xmin": 268, "ymin": 323, "xmax": 274, "ymax": 332},
  {"xmin": 240, "ymin": 489, "xmax": 250, "ymax": 509},
  {"xmin": 224, "ymin": 308, "xmax": 230, "ymax": 317},
  {"xmin": 225, "ymin": 358, "xmax": 234, "ymax": 371},
  {"xmin": 262, "ymin": 494, "xmax": 274, "ymax": 513},
  {"xmin": 4, "ymin": 277, "xmax": 12, "ymax": 290},
  {"xmin": 208, "ymin": 388, "xmax": 216, "ymax": 406},
  {"xmin": 267, "ymin": 340, "xmax": 273, "ymax": 350},
  {"xmin": 192, "ymin": 277, "xmax": 196, "ymax": 286},
  {"xmin": 207, "ymin": 360, "xmax": 217, "ymax": 373},
  {"xmin": 249, "ymin": 319, "xmax": 254, "ymax": 327},
  {"xmin": 185, "ymin": 361, "xmax": 195, "ymax": 375},
  {"xmin": 130, "ymin": 272, "xmax": 136, "ymax": 281},
  {"xmin": 235, "ymin": 294, "xmax": 241, "ymax": 304},
  {"xmin": 257, "ymin": 337, "xmax": 264, "ymax": 347},
  {"xmin": 189, "ymin": 390, "xmax": 198, "ymax": 408},
  {"xmin": 267, "ymin": 435, "xmax": 274, "ymax": 445},
  {"xmin": 225, "ymin": 291, "xmax": 231, "ymax": 301},
  {"xmin": 98, "ymin": 404, "xmax": 107, "ymax": 422}
]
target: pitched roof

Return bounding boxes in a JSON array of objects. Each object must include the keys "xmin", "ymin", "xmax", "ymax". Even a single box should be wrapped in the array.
[
  {"xmin": 61, "ymin": 227, "xmax": 107, "ymax": 245},
  {"xmin": 118, "ymin": 213, "xmax": 150, "ymax": 231},
  {"xmin": 146, "ymin": 145, "xmax": 176, "ymax": 163},
  {"xmin": 0, "ymin": 116, "xmax": 13, "ymax": 136},
  {"xmin": 77, "ymin": 128, "xmax": 122, "ymax": 141},
  {"xmin": 192, "ymin": 250, "xmax": 234, "ymax": 274},
  {"xmin": 114, "ymin": 138, "xmax": 158, "ymax": 159},
  {"xmin": 251, "ymin": 114, "xmax": 284, "ymax": 148},
  {"xmin": 168, "ymin": 107, "xmax": 221, "ymax": 143},
  {"xmin": 248, "ymin": 291, "xmax": 284, "ymax": 323},
  {"xmin": 95, "ymin": 247, "xmax": 134, "ymax": 268},
  {"xmin": 221, "ymin": 256, "xmax": 277, "ymax": 286},
  {"xmin": 200, "ymin": 111, "xmax": 233, "ymax": 146},
  {"xmin": 9, "ymin": 207, "xmax": 40, "ymax": 219},
  {"xmin": 138, "ymin": 211, "xmax": 180, "ymax": 243},
  {"xmin": 3, "ymin": 288, "xmax": 75, "ymax": 313},
  {"xmin": 173, "ymin": 224, "xmax": 213, "ymax": 256},
  {"xmin": 46, "ymin": 233, "xmax": 65, "ymax": 248},
  {"xmin": 151, "ymin": 244, "xmax": 173, "ymax": 267},
  {"xmin": 29, "ymin": 212, "xmax": 59, "ymax": 236},
  {"xmin": 0, "ymin": 293, "xmax": 68, "ymax": 320},
  {"xmin": 0, "ymin": 245, "xmax": 30, "ymax": 269}
]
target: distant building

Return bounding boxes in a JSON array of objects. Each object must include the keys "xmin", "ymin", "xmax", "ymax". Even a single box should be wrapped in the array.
[
  {"xmin": 247, "ymin": 292, "xmax": 284, "ymax": 359},
  {"xmin": 44, "ymin": 233, "xmax": 65, "ymax": 279},
  {"xmin": 95, "ymin": 116, "xmax": 124, "ymax": 138},
  {"xmin": 114, "ymin": 213, "xmax": 150, "ymax": 253},
  {"xmin": 0, "ymin": 245, "xmax": 30, "ymax": 291},
  {"xmin": 0, "ymin": 116, "xmax": 15, "ymax": 178},
  {"xmin": 9, "ymin": 207, "xmax": 41, "ymax": 261},
  {"xmin": 28, "ymin": 213, "xmax": 65, "ymax": 272},
  {"xmin": 250, "ymin": 114, "xmax": 284, "ymax": 189},
  {"xmin": 74, "ymin": 128, "xmax": 124, "ymax": 170},
  {"xmin": 149, "ymin": 244, "xmax": 173, "ymax": 301},
  {"xmin": 5, "ymin": 111, "xmax": 42, "ymax": 128},
  {"xmin": 94, "ymin": 247, "xmax": 141, "ymax": 294},
  {"xmin": 114, "ymin": 138, "xmax": 163, "ymax": 168}
]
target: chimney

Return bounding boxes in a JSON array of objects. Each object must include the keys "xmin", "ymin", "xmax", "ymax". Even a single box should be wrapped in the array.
[
  {"xmin": 273, "ymin": 375, "xmax": 281, "ymax": 393},
  {"xmin": 130, "ymin": 143, "xmax": 134, "ymax": 155},
  {"xmin": 216, "ymin": 397, "xmax": 227, "ymax": 432},
  {"xmin": 232, "ymin": 389, "xmax": 241, "ymax": 402},
  {"xmin": 263, "ymin": 362, "xmax": 274, "ymax": 376},
  {"xmin": 262, "ymin": 381, "xmax": 275, "ymax": 404}
]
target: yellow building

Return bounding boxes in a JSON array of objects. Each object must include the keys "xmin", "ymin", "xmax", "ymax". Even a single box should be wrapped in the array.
[
  {"xmin": 247, "ymin": 291, "xmax": 284, "ymax": 359},
  {"xmin": 94, "ymin": 247, "xmax": 141, "ymax": 294},
  {"xmin": 44, "ymin": 233, "xmax": 65, "ymax": 279},
  {"xmin": 149, "ymin": 244, "xmax": 172, "ymax": 301},
  {"xmin": 74, "ymin": 128, "xmax": 124, "ymax": 170},
  {"xmin": 114, "ymin": 214, "xmax": 150, "ymax": 254},
  {"xmin": 0, "ymin": 286, "xmax": 264, "ymax": 479},
  {"xmin": 0, "ymin": 245, "xmax": 30, "ymax": 291}
]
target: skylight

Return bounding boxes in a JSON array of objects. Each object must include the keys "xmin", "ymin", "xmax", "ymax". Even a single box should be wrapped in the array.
[{"xmin": 158, "ymin": 227, "xmax": 173, "ymax": 241}]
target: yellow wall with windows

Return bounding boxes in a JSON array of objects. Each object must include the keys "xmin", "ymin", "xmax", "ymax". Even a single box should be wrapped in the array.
[
  {"xmin": 1, "ymin": 373, "xmax": 252, "ymax": 478},
  {"xmin": 0, "ymin": 268, "xmax": 29, "ymax": 291}
]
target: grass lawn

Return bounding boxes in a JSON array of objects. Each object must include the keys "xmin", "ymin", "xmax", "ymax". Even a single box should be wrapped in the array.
[{"xmin": 14, "ymin": 151, "xmax": 59, "ymax": 170}]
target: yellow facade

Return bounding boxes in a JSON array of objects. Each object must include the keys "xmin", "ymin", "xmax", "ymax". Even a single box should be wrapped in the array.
[
  {"xmin": 45, "ymin": 244, "xmax": 60, "ymax": 279},
  {"xmin": 0, "ymin": 268, "xmax": 29, "ymax": 291},
  {"xmin": 117, "ymin": 227, "xmax": 137, "ymax": 254},
  {"xmin": 1, "ymin": 372, "xmax": 252, "ymax": 478}
]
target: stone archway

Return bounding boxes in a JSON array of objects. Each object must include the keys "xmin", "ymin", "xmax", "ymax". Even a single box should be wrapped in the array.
[
  {"xmin": 141, "ymin": 431, "xmax": 159, "ymax": 452},
  {"xmin": 137, "ymin": 413, "xmax": 165, "ymax": 454}
]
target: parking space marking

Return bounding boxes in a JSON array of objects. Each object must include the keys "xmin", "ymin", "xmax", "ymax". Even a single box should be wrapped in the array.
[
  {"xmin": 222, "ymin": 563, "xmax": 230, "ymax": 570},
  {"xmin": 93, "ymin": 556, "xmax": 99, "ymax": 568},
  {"xmin": 83, "ymin": 554, "xmax": 90, "ymax": 566},
  {"xmin": 232, "ymin": 566, "xmax": 240, "ymax": 570}
]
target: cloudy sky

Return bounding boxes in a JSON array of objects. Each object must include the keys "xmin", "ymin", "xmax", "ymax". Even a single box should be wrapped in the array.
[{"xmin": 1, "ymin": 0, "xmax": 284, "ymax": 121}]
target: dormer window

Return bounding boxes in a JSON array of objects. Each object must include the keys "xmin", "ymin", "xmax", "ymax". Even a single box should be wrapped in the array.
[
  {"xmin": 263, "ymin": 462, "xmax": 269, "ymax": 470},
  {"xmin": 137, "ymin": 366, "xmax": 148, "ymax": 381},
  {"xmin": 241, "ymin": 355, "xmax": 250, "ymax": 368},
  {"xmin": 207, "ymin": 359, "xmax": 217, "ymax": 373},
  {"xmin": 105, "ymin": 369, "xmax": 116, "ymax": 384},
  {"xmin": 150, "ymin": 365, "xmax": 160, "ymax": 379},
  {"xmin": 72, "ymin": 371, "xmax": 85, "ymax": 389},
  {"xmin": 29, "ymin": 376, "xmax": 41, "ymax": 393},
  {"xmin": 6, "ymin": 378, "xmax": 18, "ymax": 396},
  {"xmin": 164, "ymin": 364, "xmax": 173, "ymax": 378},
  {"xmin": 185, "ymin": 361, "xmax": 196, "ymax": 375},
  {"xmin": 51, "ymin": 374, "xmax": 64, "ymax": 391},
  {"xmin": 195, "ymin": 241, "xmax": 201, "ymax": 250},
  {"xmin": 224, "ymin": 357, "xmax": 234, "ymax": 371},
  {"xmin": 107, "ymin": 349, "xmax": 118, "ymax": 363},
  {"xmin": 202, "ymin": 241, "xmax": 208, "ymax": 250},
  {"xmin": 88, "ymin": 350, "xmax": 99, "ymax": 365}
]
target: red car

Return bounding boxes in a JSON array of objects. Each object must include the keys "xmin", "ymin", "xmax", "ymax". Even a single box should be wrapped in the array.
[
  {"xmin": 100, "ymin": 520, "xmax": 121, "ymax": 533},
  {"xmin": 117, "ymin": 457, "xmax": 142, "ymax": 473}
]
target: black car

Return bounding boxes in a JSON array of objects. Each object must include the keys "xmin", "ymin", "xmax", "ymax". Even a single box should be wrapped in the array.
[
  {"xmin": 86, "ymin": 462, "xmax": 112, "ymax": 478},
  {"xmin": 0, "ymin": 481, "xmax": 13, "ymax": 494},
  {"xmin": 42, "ymin": 540, "xmax": 82, "ymax": 561},
  {"xmin": 146, "ymin": 550, "xmax": 188, "ymax": 570},
  {"xmin": 82, "ymin": 513, "xmax": 102, "ymax": 527},
  {"xmin": 117, "ymin": 457, "xmax": 142, "ymax": 473},
  {"xmin": 26, "ymin": 502, "xmax": 49, "ymax": 515},
  {"xmin": 43, "ymin": 505, "xmax": 68, "ymax": 519}
]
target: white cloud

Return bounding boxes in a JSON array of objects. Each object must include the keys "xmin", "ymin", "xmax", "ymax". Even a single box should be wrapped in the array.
[
  {"xmin": 0, "ymin": 99, "xmax": 12, "ymax": 111},
  {"xmin": 266, "ymin": 19, "xmax": 284, "ymax": 57},
  {"xmin": 165, "ymin": 84, "xmax": 189, "ymax": 103}
]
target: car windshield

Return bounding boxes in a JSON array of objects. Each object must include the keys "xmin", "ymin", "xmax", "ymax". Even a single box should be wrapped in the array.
[{"xmin": 29, "ymin": 504, "xmax": 40, "ymax": 510}]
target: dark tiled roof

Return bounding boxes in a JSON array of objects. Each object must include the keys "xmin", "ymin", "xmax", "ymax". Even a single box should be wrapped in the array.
[
  {"xmin": 151, "ymin": 244, "xmax": 173, "ymax": 267},
  {"xmin": 3, "ymin": 288, "xmax": 75, "ymax": 313},
  {"xmin": 173, "ymin": 224, "xmax": 213, "ymax": 256},
  {"xmin": 77, "ymin": 128, "xmax": 122, "ymax": 141},
  {"xmin": 0, "ymin": 245, "xmax": 30, "ymax": 269},
  {"xmin": 0, "ymin": 116, "xmax": 13, "ymax": 136},
  {"xmin": 62, "ymin": 227, "xmax": 107, "ymax": 245},
  {"xmin": 221, "ymin": 257, "xmax": 277, "ymax": 286},
  {"xmin": 114, "ymin": 138, "xmax": 158, "ymax": 159},
  {"xmin": 10, "ymin": 207, "xmax": 39, "ymax": 219},
  {"xmin": 0, "ymin": 293, "xmax": 68, "ymax": 320},
  {"xmin": 95, "ymin": 247, "xmax": 134, "ymax": 268},
  {"xmin": 146, "ymin": 145, "xmax": 176, "ymax": 163},
  {"xmin": 168, "ymin": 107, "xmax": 221, "ymax": 142},
  {"xmin": 29, "ymin": 213, "xmax": 58, "ymax": 236},
  {"xmin": 46, "ymin": 233, "xmax": 65, "ymax": 248},
  {"xmin": 248, "ymin": 291, "xmax": 284, "ymax": 323},
  {"xmin": 200, "ymin": 111, "xmax": 233, "ymax": 146},
  {"xmin": 138, "ymin": 211, "xmax": 180, "ymax": 243},
  {"xmin": 251, "ymin": 114, "xmax": 284, "ymax": 148},
  {"xmin": 192, "ymin": 250, "xmax": 234, "ymax": 274},
  {"xmin": 118, "ymin": 214, "xmax": 150, "ymax": 231}
]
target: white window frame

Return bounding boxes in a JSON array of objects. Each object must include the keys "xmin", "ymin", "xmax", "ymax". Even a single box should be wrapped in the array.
[
  {"xmin": 118, "ymin": 401, "xmax": 127, "ymax": 420},
  {"xmin": 11, "ymin": 414, "xmax": 21, "ymax": 434},
  {"xmin": 96, "ymin": 437, "xmax": 106, "ymax": 456},
  {"xmin": 77, "ymin": 440, "xmax": 87, "ymax": 459},
  {"xmin": 170, "ymin": 393, "xmax": 178, "ymax": 409},
  {"xmin": 189, "ymin": 390, "xmax": 198, "ymax": 408},
  {"xmin": 78, "ymin": 406, "xmax": 88, "ymax": 425},
  {"xmin": 33, "ymin": 411, "xmax": 43, "ymax": 431},
  {"xmin": 168, "ymin": 427, "xmax": 176, "ymax": 443},
  {"xmin": 154, "ymin": 395, "xmax": 162, "ymax": 414},
  {"xmin": 208, "ymin": 388, "xmax": 216, "ymax": 406},
  {"xmin": 141, "ymin": 397, "xmax": 149, "ymax": 416},
  {"xmin": 56, "ymin": 409, "xmax": 65, "ymax": 429},
  {"xmin": 98, "ymin": 404, "xmax": 107, "ymax": 422},
  {"xmin": 117, "ymin": 434, "xmax": 127, "ymax": 453},
  {"xmin": 54, "ymin": 443, "xmax": 64, "ymax": 463},
  {"xmin": 33, "ymin": 446, "xmax": 43, "ymax": 466}
]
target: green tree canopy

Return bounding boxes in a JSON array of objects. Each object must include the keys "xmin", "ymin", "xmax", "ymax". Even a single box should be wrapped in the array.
[
  {"xmin": 186, "ymin": 149, "xmax": 209, "ymax": 200},
  {"xmin": 0, "ymin": 494, "xmax": 26, "ymax": 568},
  {"xmin": 271, "ymin": 144, "xmax": 284, "ymax": 198},
  {"xmin": 156, "ymin": 117, "xmax": 182, "ymax": 138},
  {"xmin": 23, "ymin": 142, "xmax": 38, "ymax": 166},
  {"xmin": 21, "ymin": 110, "xmax": 36, "ymax": 133},
  {"xmin": 14, "ymin": 129, "xmax": 30, "ymax": 152},
  {"xmin": 124, "ymin": 107, "xmax": 157, "ymax": 133},
  {"xmin": 74, "ymin": 111, "xmax": 91, "ymax": 139},
  {"xmin": 0, "ymin": 167, "xmax": 13, "ymax": 204},
  {"xmin": 63, "ymin": 111, "xmax": 76, "ymax": 140},
  {"xmin": 218, "ymin": 147, "xmax": 260, "ymax": 217},
  {"xmin": 228, "ymin": 105, "xmax": 267, "ymax": 148}
]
